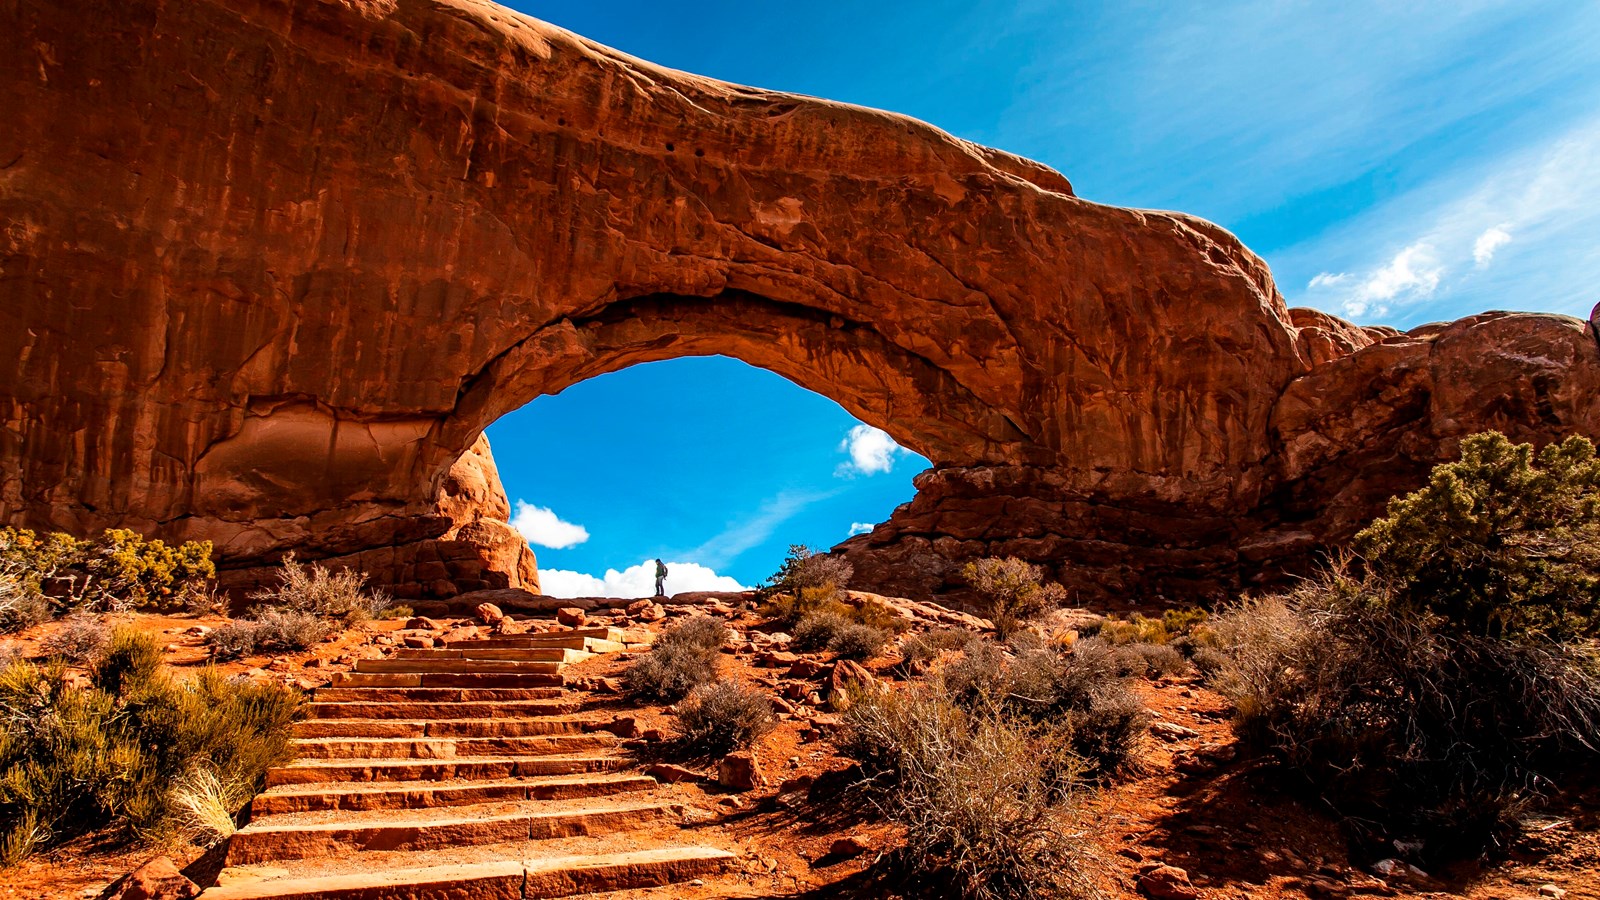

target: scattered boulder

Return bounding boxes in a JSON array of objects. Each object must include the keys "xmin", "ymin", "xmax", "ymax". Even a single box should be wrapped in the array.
[
  {"xmin": 556, "ymin": 607, "xmax": 587, "ymax": 627},
  {"xmin": 717, "ymin": 751, "xmax": 766, "ymax": 791},
  {"xmin": 474, "ymin": 603, "xmax": 505, "ymax": 626},
  {"xmin": 403, "ymin": 616, "xmax": 441, "ymax": 631},
  {"xmin": 829, "ymin": 659, "xmax": 875, "ymax": 710},
  {"xmin": 626, "ymin": 599, "xmax": 666, "ymax": 621},
  {"xmin": 757, "ymin": 651, "xmax": 799, "ymax": 668},
  {"xmin": 1540, "ymin": 885, "xmax": 1567, "ymax": 900},
  {"xmin": 98, "ymin": 857, "xmax": 199, "ymax": 900},
  {"xmin": 1370, "ymin": 859, "xmax": 1432, "ymax": 886},
  {"xmin": 1149, "ymin": 722, "xmax": 1200, "ymax": 742},
  {"xmin": 788, "ymin": 658, "xmax": 826, "ymax": 678},
  {"xmin": 401, "ymin": 634, "xmax": 434, "ymax": 649},
  {"xmin": 828, "ymin": 835, "xmax": 872, "ymax": 859},
  {"xmin": 646, "ymin": 763, "xmax": 704, "ymax": 784},
  {"xmin": 1137, "ymin": 864, "xmax": 1199, "ymax": 900}
]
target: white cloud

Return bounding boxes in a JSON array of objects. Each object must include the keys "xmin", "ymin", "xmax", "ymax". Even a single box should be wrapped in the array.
[
  {"xmin": 1339, "ymin": 243, "xmax": 1444, "ymax": 318},
  {"xmin": 1307, "ymin": 272, "xmax": 1349, "ymax": 289},
  {"xmin": 537, "ymin": 558, "xmax": 745, "ymax": 598},
  {"xmin": 510, "ymin": 501, "xmax": 590, "ymax": 549},
  {"xmin": 848, "ymin": 522, "xmax": 874, "ymax": 536},
  {"xmin": 1473, "ymin": 225, "xmax": 1512, "ymax": 266},
  {"xmin": 836, "ymin": 425, "xmax": 907, "ymax": 476}
]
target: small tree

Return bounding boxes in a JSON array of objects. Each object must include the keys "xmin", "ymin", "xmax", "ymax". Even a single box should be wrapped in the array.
[
  {"xmin": 961, "ymin": 557, "xmax": 1067, "ymax": 638},
  {"xmin": 764, "ymin": 544, "xmax": 853, "ymax": 595},
  {"xmin": 1356, "ymin": 432, "xmax": 1600, "ymax": 642}
]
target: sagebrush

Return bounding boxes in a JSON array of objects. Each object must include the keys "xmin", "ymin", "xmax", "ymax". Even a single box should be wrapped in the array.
[
  {"xmin": 960, "ymin": 557, "xmax": 1067, "ymax": 638},
  {"xmin": 623, "ymin": 616, "xmax": 728, "ymax": 703},
  {"xmin": 0, "ymin": 628, "xmax": 301, "ymax": 865},
  {"xmin": 674, "ymin": 679, "xmax": 775, "ymax": 756}
]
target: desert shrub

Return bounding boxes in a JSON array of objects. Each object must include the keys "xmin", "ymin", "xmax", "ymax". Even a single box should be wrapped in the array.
[
  {"xmin": 674, "ymin": 679, "xmax": 776, "ymax": 756},
  {"xmin": 0, "ymin": 564, "xmax": 50, "ymax": 634},
  {"xmin": 791, "ymin": 610, "xmax": 849, "ymax": 652},
  {"xmin": 830, "ymin": 622, "xmax": 892, "ymax": 660},
  {"xmin": 376, "ymin": 604, "xmax": 414, "ymax": 620},
  {"xmin": 764, "ymin": 544, "xmax": 854, "ymax": 596},
  {"xmin": 207, "ymin": 608, "xmax": 336, "ymax": 660},
  {"xmin": 624, "ymin": 616, "xmax": 728, "ymax": 703},
  {"xmin": 0, "ymin": 528, "xmax": 214, "ymax": 620},
  {"xmin": 1355, "ymin": 432, "xmax": 1600, "ymax": 642},
  {"xmin": 39, "ymin": 614, "xmax": 110, "ymax": 664},
  {"xmin": 248, "ymin": 554, "xmax": 391, "ymax": 624},
  {"xmin": 898, "ymin": 628, "xmax": 976, "ymax": 674},
  {"xmin": 936, "ymin": 638, "xmax": 1146, "ymax": 778},
  {"xmin": 960, "ymin": 557, "xmax": 1067, "ymax": 639},
  {"xmin": 1124, "ymin": 642, "xmax": 1188, "ymax": 677},
  {"xmin": 1211, "ymin": 571, "xmax": 1600, "ymax": 859},
  {"xmin": 0, "ymin": 628, "xmax": 300, "ymax": 864},
  {"xmin": 838, "ymin": 685, "xmax": 1103, "ymax": 900}
]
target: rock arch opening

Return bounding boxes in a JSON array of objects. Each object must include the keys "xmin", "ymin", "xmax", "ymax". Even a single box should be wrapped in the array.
[{"xmin": 484, "ymin": 355, "xmax": 927, "ymax": 597}]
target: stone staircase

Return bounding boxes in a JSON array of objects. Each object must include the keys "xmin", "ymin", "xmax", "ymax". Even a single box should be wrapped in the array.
[{"xmin": 199, "ymin": 626, "xmax": 736, "ymax": 900}]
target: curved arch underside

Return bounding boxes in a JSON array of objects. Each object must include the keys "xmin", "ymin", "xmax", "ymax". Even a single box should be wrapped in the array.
[{"xmin": 2, "ymin": 0, "xmax": 1597, "ymax": 602}]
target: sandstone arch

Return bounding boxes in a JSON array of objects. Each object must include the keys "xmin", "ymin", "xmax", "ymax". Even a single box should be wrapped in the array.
[{"xmin": 2, "ymin": 0, "xmax": 1597, "ymax": 602}]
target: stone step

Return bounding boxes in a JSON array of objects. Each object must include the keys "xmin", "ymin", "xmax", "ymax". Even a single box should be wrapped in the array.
[
  {"xmin": 387, "ymin": 646, "xmax": 589, "ymax": 663},
  {"xmin": 226, "ymin": 802, "xmax": 680, "ymax": 865},
  {"xmin": 309, "ymin": 687, "xmax": 568, "ymax": 704},
  {"xmin": 328, "ymin": 672, "xmax": 565, "ymax": 689},
  {"xmin": 304, "ymin": 698, "xmax": 579, "ymax": 720},
  {"xmin": 448, "ymin": 627, "xmax": 625, "ymax": 646},
  {"xmin": 251, "ymin": 774, "xmax": 657, "ymax": 815},
  {"xmin": 293, "ymin": 717, "xmax": 587, "ymax": 739},
  {"xmin": 199, "ymin": 847, "xmax": 736, "ymax": 900},
  {"xmin": 353, "ymin": 658, "xmax": 568, "ymax": 675},
  {"xmin": 456, "ymin": 635, "xmax": 626, "ymax": 653},
  {"xmin": 290, "ymin": 733, "xmax": 617, "ymax": 760},
  {"xmin": 266, "ymin": 755, "xmax": 627, "ymax": 786}
]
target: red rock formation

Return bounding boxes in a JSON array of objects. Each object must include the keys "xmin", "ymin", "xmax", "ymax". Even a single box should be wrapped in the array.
[{"xmin": 0, "ymin": 0, "xmax": 1596, "ymax": 602}]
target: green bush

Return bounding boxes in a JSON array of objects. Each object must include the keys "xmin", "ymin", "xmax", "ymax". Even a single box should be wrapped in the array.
[
  {"xmin": 960, "ymin": 557, "xmax": 1067, "ymax": 639},
  {"xmin": 836, "ymin": 684, "xmax": 1102, "ymax": 900},
  {"xmin": 0, "ymin": 628, "xmax": 300, "ymax": 865},
  {"xmin": 1356, "ymin": 432, "xmax": 1600, "ymax": 642},
  {"xmin": 673, "ymin": 679, "xmax": 775, "ymax": 756},
  {"xmin": 0, "ymin": 528, "xmax": 215, "ymax": 626},
  {"xmin": 763, "ymin": 544, "xmax": 853, "ymax": 597}
]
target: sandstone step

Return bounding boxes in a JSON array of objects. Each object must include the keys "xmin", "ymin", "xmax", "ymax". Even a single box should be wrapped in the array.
[
  {"xmin": 251, "ymin": 774, "xmax": 657, "ymax": 815},
  {"xmin": 457, "ymin": 635, "xmax": 625, "ymax": 653},
  {"xmin": 329, "ymin": 672, "xmax": 565, "ymax": 689},
  {"xmin": 386, "ymin": 646, "xmax": 591, "ymax": 663},
  {"xmin": 353, "ymin": 658, "xmax": 568, "ymax": 675},
  {"xmin": 293, "ymin": 717, "xmax": 587, "ymax": 739},
  {"xmin": 266, "ymin": 755, "xmax": 627, "ymax": 786},
  {"xmin": 449, "ymin": 627, "xmax": 625, "ymax": 646},
  {"xmin": 290, "ymin": 733, "xmax": 617, "ymax": 760},
  {"xmin": 304, "ymin": 698, "xmax": 579, "ymax": 719},
  {"xmin": 199, "ymin": 847, "xmax": 736, "ymax": 900},
  {"xmin": 226, "ymin": 802, "xmax": 680, "ymax": 865},
  {"xmin": 309, "ymin": 687, "xmax": 568, "ymax": 704}
]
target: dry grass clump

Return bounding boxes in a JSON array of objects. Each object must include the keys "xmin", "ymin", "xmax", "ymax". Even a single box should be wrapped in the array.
[
  {"xmin": 791, "ymin": 609, "xmax": 893, "ymax": 659},
  {"xmin": 38, "ymin": 613, "xmax": 110, "ymax": 664},
  {"xmin": 961, "ymin": 557, "xmax": 1068, "ymax": 639},
  {"xmin": 897, "ymin": 628, "xmax": 976, "ymax": 675},
  {"xmin": 208, "ymin": 555, "xmax": 389, "ymax": 659},
  {"xmin": 673, "ymin": 679, "xmax": 776, "ymax": 756},
  {"xmin": 937, "ymin": 638, "xmax": 1147, "ymax": 779},
  {"xmin": 838, "ymin": 684, "xmax": 1104, "ymax": 900},
  {"xmin": 624, "ymin": 616, "xmax": 729, "ymax": 703},
  {"xmin": 0, "ymin": 627, "xmax": 300, "ymax": 865}
]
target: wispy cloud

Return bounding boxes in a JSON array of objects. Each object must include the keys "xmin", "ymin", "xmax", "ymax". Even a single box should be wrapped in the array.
[
  {"xmin": 511, "ymin": 501, "xmax": 589, "ymax": 549},
  {"xmin": 538, "ymin": 558, "xmax": 744, "ymax": 598},
  {"xmin": 686, "ymin": 489, "xmax": 838, "ymax": 570},
  {"xmin": 835, "ymin": 425, "xmax": 909, "ymax": 477},
  {"xmin": 1473, "ymin": 225, "xmax": 1512, "ymax": 266},
  {"xmin": 1285, "ymin": 114, "xmax": 1600, "ymax": 325},
  {"xmin": 848, "ymin": 521, "xmax": 874, "ymax": 536}
]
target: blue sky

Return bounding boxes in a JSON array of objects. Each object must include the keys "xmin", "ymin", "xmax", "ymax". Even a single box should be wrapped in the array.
[{"xmin": 487, "ymin": 0, "xmax": 1600, "ymax": 595}]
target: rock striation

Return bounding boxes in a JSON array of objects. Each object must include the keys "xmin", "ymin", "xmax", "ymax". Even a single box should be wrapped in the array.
[{"xmin": 1, "ymin": 0, "xmax": 1597, "ymax": 601}]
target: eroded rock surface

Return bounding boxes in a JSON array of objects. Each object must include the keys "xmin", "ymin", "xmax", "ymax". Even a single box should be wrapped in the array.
[{"xmin": 1, "ymin": 0, "xmax": 1596, "ymax": 601}]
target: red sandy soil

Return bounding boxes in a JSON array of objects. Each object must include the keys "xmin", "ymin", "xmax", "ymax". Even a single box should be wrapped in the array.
[{"xmin": 2, "ymin": 605, "xmax": 1596, "ymax": 900}]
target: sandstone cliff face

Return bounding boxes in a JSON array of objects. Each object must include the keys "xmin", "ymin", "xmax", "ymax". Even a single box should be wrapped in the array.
[{"xmin": 0, "ymin": 0, "xmax": 1595, "ymax": 601}]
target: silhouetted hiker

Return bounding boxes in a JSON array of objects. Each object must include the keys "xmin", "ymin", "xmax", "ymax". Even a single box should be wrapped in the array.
[{"xmin": 654, "ymin": 559, "xmax": 668, "ymax": 597}]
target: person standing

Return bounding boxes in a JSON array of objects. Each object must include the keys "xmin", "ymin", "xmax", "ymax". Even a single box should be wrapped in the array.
[{"xmin": 654, "ymin": 558, "xmax": 668, "ymax": 597}]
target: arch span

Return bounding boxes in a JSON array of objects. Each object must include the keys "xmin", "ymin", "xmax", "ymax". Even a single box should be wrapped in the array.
[{"xmin": 3, "ymin": 0, "xmax": 1597, "ymax": 602}]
